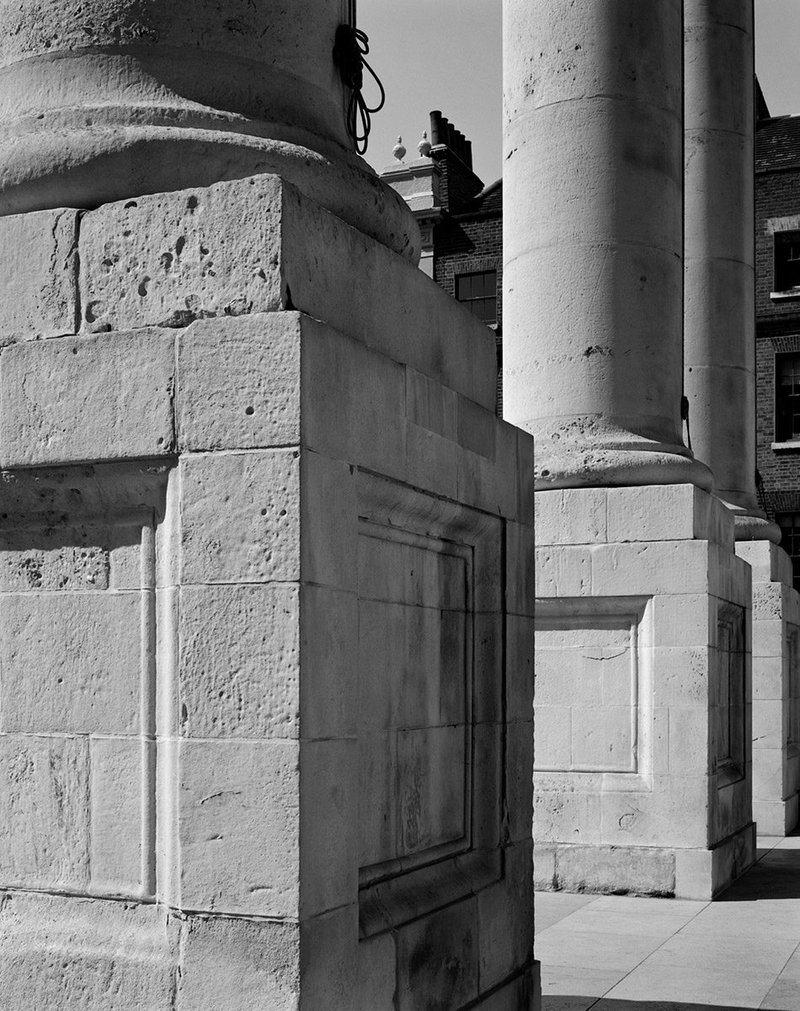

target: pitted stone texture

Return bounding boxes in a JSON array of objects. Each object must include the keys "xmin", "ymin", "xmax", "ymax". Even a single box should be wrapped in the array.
[
  {"xmin": 80, "ymin": 181, "xmax": 284, "ymax": 332},
  {"xmin": 78, "ymin": 176, "xmax": 495, "ymax": 410},
  {"xmin": 0, "ymin": 328, "xmax": 176, "ymax": 466},
  {"xmin": 179, "ymin": 449, "xmax": 300, "ymax": 584},
  {"xmin": 177, "ymin": 314, "xmax": 301, "ymax": 452},
  {"xmin": 0, "ymin": 529, "xmax": 109, "ymax": 592},
  {"xmin": 0, "ymin": 208, "xmax": 78, "ymax": 342},
  {"xmin": 179, "ymin": 583, "xmax": 300, "ymax": 739}
]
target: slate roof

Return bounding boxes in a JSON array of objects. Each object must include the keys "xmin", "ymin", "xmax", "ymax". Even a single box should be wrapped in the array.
[
  {"xmin": 457, "ymin": 177, "xmax": 503, "ymax": 216},
  {"xmin": 756, "ymin": 115, "xmax": 800, "ymax": 173}
]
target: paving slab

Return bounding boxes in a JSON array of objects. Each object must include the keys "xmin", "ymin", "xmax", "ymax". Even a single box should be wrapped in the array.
[{"xmin": 537, "ymin": 832, "xmax": 800, "ymax": 1011}]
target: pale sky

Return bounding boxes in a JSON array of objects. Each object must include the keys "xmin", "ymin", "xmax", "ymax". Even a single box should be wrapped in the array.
[{"xmin": 361, "ymin": 0, "xmax": 800, "ymax": 186}]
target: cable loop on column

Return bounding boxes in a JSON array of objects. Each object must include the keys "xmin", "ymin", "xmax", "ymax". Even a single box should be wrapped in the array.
[{"xmin": 333, "ymin": 23, "xmax": 385, "ymax": 155}]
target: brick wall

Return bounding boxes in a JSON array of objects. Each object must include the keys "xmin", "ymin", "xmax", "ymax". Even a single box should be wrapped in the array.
[
  {"xmin": 755, "ymin": 118, "xmax": 800, "ymax": 522},
  {"xmin": 432, "ymin": 184, "xmax": 503, "ymax": 414}
]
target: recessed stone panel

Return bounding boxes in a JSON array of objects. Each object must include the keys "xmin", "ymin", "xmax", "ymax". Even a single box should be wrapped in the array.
[
  {"xmin": 357, "ymin": 525, "xmax": 470, "ymax": 870},
  {"xmin": 536, "ymin": 598, "xmax": 649, "ymax": 775},
  {"xmin": 0, "ymin": 471, "xmax": 164, "ymax": 901},
  {"xmin": 355, "ymin": 473, "xmax": 504, "ymax": 936}
]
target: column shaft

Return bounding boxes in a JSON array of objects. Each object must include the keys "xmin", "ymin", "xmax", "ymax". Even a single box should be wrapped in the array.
[
  {"xmin": 503, "ymin": 0, "xmax": 708, "ymax": 489},
  {"xmin": 684, "ymin": 0, "xmax": 778, "ymax": 540}
]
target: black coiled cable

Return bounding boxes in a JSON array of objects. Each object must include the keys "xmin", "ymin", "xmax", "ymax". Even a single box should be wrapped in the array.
[{"xmin": 333, "ymin": 24, "xmax": 385, "ymax": 155}]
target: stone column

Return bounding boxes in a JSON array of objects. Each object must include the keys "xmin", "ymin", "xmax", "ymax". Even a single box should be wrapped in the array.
[
  {"xmin": 0, "ymin": 2, "xmax": 538, "ymax": 1008},
  {"xmin": 505, "ymin": 0, "xmax": 755, "ymax": 899},
  {"xmin": 684, "ymin": 0, "xmax": 800, "ymax": 836},
  {"xmin": 503, "ymin": 0, "xmax": 708, "ymax": 489},
  {"xmin": 0, "ymin": 0, "xmax": 417, "ymax": 258},
  {"xmin": 684, "ymin": 0, "xmax": 777, "ymax": 538}
]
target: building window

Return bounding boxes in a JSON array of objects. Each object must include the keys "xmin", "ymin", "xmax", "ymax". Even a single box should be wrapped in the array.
[
  {"xmin": 777, "ymin": 513, "xmax": 800, "ymax": 592},
  {"xmin": 774, "ymin": 231, "xmax": 800, "ymax": 293},
  {"xmin": 455, "ymin": 270, "xmax": 497, "ymax": 325},
  {"xmin": 776, "ymin": 353, "xmax": 800, "ymax": 442}
]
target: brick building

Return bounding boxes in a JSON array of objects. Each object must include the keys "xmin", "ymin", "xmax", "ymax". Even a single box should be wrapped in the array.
[
  {"xmin": 756, "ymin": 98, "xmax": 800, "ymax": 588},
  {"xmin": 380, "ymin": 112, "xmax": 504, "ymax": 411}
]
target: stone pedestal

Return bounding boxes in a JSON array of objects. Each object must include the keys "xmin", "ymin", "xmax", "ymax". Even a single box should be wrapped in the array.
[
  {"xmin": 736, "ymin": 541, "xmax": 800, "ymax": 836},
  {"xmin": 0, "ymin": 176, "xmax": 538, "ymax": 1009},
  {"xmin": 534, "ymin": 484, "xmax": 755, "ymax": 900}
]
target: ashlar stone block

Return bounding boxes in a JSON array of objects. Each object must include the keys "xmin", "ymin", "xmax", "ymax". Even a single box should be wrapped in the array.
[
  {"xmin": 0, "ymin": 329, "xmax": 176, "ymax": 467},
  {"xmin": 0, "ymin": 591, "xmax": 142, "ymax": 735},
  {"xmin": 176, "ymin": 738, "xmax": 300, "ymax": 917},
  {"xmin": 0, "ymin": 735, "xmax": 90, "ymax": 891},
  {"xmin": 178, "ymin": 583, "xmax": 300, "ymax": 739},
  {"xmin": 0, "ymin": 208, "xmax": 79, "ymax": 342},
  {"xmin": 179, "ymin": 449, "xmax": 300, "ymax": 584}
]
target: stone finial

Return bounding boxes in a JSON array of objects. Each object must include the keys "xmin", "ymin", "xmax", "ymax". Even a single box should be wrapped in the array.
[
  {"xmin": 418, "ymin": 131, "xmax": 432, "ymax": 158},
  {"xmin": 392, "ymin": 136, "xmax": 407, "ymax": 161}
]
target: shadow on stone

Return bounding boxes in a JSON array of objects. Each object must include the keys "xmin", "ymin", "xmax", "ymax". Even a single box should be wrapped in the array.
[
  {"xmin": 543, "ymin": 999, "xmax": 771, "ymax": 1011},
  {"xmin": 716, "ymin": 844, "xmax": 800, "ymax": 901}
]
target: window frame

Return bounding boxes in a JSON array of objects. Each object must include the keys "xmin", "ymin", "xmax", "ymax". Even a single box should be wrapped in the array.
[
  {"xmin": 777, "ymin": 512, "xmax": 800, "ymax": 594},
  {"xmin": 774, "ymin": 351, "xmax": 800, "ymax": 444},
  {"xmin": 454, "ymin": 269, "xmax": 498, "ymax": 326},
  {"xmin": 773, "ymin": 230, "xmax": 800, "ymax": 297}
]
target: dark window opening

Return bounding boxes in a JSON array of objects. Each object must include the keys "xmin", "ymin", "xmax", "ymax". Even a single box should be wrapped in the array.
[
  {"xmin": 778, "ymin": 513, "xmax": 800, "ymax": 593},
  {"xmin": 455, "ymin": 270, "xmax": 497, "ymax": 325},
  {"xmin": 774, "ymin": 231, "xmax": 800, "ymax": 292},
  {"xmin": 775, "ymin": 353, "xmax": 800, "ymax": 442}
]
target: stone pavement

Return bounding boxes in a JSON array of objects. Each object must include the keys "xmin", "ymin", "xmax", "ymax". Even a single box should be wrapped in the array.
[{"xmin": 535, "ymin": 835, "xmax": 800, "ymax": 1011}]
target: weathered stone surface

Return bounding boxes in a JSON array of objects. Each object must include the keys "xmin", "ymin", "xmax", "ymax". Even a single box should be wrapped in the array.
[
  {"xmin": 0, "ymin": 527, "xmax": 109, "ymax": 592},
  {"xmin": 0, "ymin": 735, "xmax": 90, "ymax": 890},
  {"xmin": 177, "ymin": 739, "xmax": 299, "ymax": 917},
  {"xmin": 299, "ymin": 584, "xmax": 358, "ymax": 740},
  {"xmin": 395, "ymin": 897, "xmax": 479, "ymax": 1011},
  {"xmin": 80, "ymin": 180, "xmax": 284, "ymax": 332},
  {"xmin": 179, "ymin": 583, "xmax": 299, "ymax": 739},
  {"xmin": 78, "ymin": 178, "xmax": 495, "ymax": 409},
  {"xmin": 0, "ymin": 591, "xmax": 141, "ymax": 734},
  {"xmin": 0, "ymin": 892, "xmax": 175, "ymax": 1010},
  {"xmin": 0, "ymin": 208, "xmax": 78, "ymax": 342},
  {"xmin": 177, "ymin": 314, "xmax": 301, "ymax": 452},
  {"xmin": 550, "ymin": 844, "xmax": 676, "ymax": 896},
  {"xmin": 299, "ymin": 740, "xmax": 358, "ymax": 918},
  {"xmin": 478, "ymin": 841, "xmax": 534, "ymax": 992},
  {"xmin": 177, "ymin": 915, "xmax": 299, "ymax": 1011},
  {"xmin": 356, "ymin": 933, "xmax": 396, "ymax": 1011},
  {"xmin": 179, "ymin": 449, "xmax": 300, "ymax": 584},
  {"xmin": 0, "ymin": 328, "xmax": 176, "ymax": 466},
  {"xmin": 89, "ymin": 737, "xmax": 145, "ymax": 896}
]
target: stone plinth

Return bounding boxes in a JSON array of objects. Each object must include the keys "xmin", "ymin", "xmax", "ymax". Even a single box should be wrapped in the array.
[
  {"xmin": 736, "ymin": 541, "xmax": 800, "ymax": 836},
  {"xmin": 0, "ymin": 176, "xmax": 538, "ymax": 1009},
  {"xmin": 534, "ymin": 484, "xmax": 755, "ymax": 900}
]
